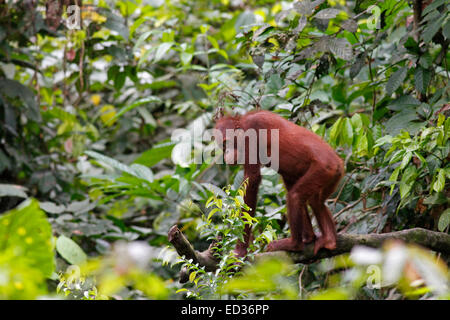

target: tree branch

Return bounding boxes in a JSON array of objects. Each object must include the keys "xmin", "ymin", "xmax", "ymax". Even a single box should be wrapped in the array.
[
  {"xmin": 168, "ymin": 225, "xmax": 219, "ymax": 283},
  {"xmin": 258, "ymin": 228, "xmax": 450, "ymax": 264},
  {"xmin": 169, "ymin": 225, "xmax": 450, "ymax": 278}
]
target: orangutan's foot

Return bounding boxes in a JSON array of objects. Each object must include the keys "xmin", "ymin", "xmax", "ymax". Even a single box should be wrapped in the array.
[{"xmin": 313, "ymin": 235, "xmax": 337, "ymax": 255}]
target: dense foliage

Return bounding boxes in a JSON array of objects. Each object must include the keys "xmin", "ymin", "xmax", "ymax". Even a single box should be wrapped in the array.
[{"xmin": 0, "ymin": 0, "xmax": 449, "ymax": 300}]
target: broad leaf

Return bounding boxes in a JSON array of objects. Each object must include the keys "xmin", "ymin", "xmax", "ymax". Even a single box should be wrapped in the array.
[
  {"xmin": 386, "ymin": 67, "xmax": 407, "ymax": 96},
  {"xmin": 329, "ymin": 38, "xmax": 353, "ymax": 61},
  {"xmin": 0, "ymin": 199, "xmax": 54, "ymax": 277},
  {"xmin": 414, "ymin": 67, "xmax": 431, "ymax": 94},
  {"xmin": 133, "ymin": 141, "xmax": 175, "ymax": 167},
  {"xmin": 438, "ymin": 209, "xmax": 450, "ymax": 232},
  {"xmin": 315, "ymin": 8, "xmax": 340, "ymax": 19},
  {"xmin": 56, "ymin": 235, "xmax": 87, "ymax": 265},
  {"xmin": 0, "ymin": 79, "xmax": 40, "ymax": 122},
  {"xmin": 0, "ymin": 184, "xmax": 27, "ymax": 198}
]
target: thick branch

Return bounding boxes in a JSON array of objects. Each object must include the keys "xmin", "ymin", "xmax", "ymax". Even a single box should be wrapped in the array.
[
  {"xmin": 168, "ymin": 225, "xmax": 219, "ymax": 282},
  {"xmin": 258, "ymin": 228, "xmax": 450, "ymax": 264},
  {"xmin": 169, "ymin": 226, "xmax": 450, "ymax": 274},
  {"xmin": 168, "ymin": 225, "xmax": 219, "ymax": 269}
]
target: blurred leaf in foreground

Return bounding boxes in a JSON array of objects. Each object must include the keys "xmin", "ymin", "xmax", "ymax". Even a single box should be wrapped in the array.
[{"xmin": 0, "ymin": 199, "xmax": 54, "ymax": 299}]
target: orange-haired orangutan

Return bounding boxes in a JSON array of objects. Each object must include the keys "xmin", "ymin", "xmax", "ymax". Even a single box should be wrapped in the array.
[{"xmin": 214, "ymin": 110, "xmax": 344, "ymax": 257}]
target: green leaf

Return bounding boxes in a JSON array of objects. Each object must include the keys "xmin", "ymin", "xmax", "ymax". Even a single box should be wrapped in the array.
[
  {"xmin": 387, "ymin": 95, "xmax": 420, "ymax": 111},
  {"xmin": 294, "ymin": 0, "xmax": 325, "ymax": 15},
  {"xmin": 329, "ymin": 38, "xmax": 353, "ymax": 61},
  {"xmin": 389, "ymin": 167, "xmax": 400, "ymax": 182},
  {"xmin": 419, "ymin": 53, "xmax": 432, "ymax": 69},
  {"xmin": 433, "ymin": 169, "xmax": 445, "ymax": 193},
  {"xmin": 56, "ymin": 235, "xmax": 87, "ymax": 265},
  {"xmin": 404, "ymin": 37, "xmax": 419, "ymax": 54},
  {"xmin": 0, "ymin": 149, "xmax": 11, "ymax": 172},
  {"xmin": 114, "ymin": 72, "xmax": 126, "ymax": 90},
  {"xmin": 386, "ymin": 67, "xmax": 407, "ymax": 96},
  {"xmin": 356, "ymin": 132, "xmax": 369, "ymax": 157},
  {"xmin": 39, "ymin": 202, "xmax": 66, "ymax": 214},
  {"xmin": 443, "ymin": 20, "xmax": 450, "ymax": 39},
  {"xmin": 99, "ymin": 7, "xmax": 129, "ymax": 40},
  {"xmin": 374, "ymin": 135, "xmax": 393, "ymax": 147},
  {"xmin": 329, "ymin": 118, "xmax": 343, "ymax": 146},
  {"xmin": 207, "ymin": 207, "xmax": 220, "ymax": 221},
  {"xmin": 109, "ymin": 97, "xmax": 161, "ymax": 124},
  {"xmin": 309, "ymin": 288, "xmax": 350, "ymax": 300},
  {"xmin": 266, "ymin": 74, "xmax": 283, "ymax": 94},
  {"xmin": 189, "ymin": 271, "xmax": 197, "ymax": 283},
  {"xmin": 388, "ymin": 150, "xmax": 405, "ymax": 165},
  {"xmin": 315, "ymin": 8, "xmax": 340, "ymax": 19},
  {"xmin": 0, "ymin": 79, "xmax": 40, "ymax": 122},
  {"xmin": 180, "ymin": 51, "xmax": 194, "ymax": 66},
  {"xmin": 389, "ymin": 166, "xmax": 401, "ymax": 194},
  {"xmin": 133, "ymin": 141, "xmax": 175, "ymax": 167},
  {"xmin": 350, "ymin": 53, "xmax": 366, "ymax": 79},
  {"xmin": 201, "ymin": 183, "xmax": 227, "ymax": 198},
  {"xmin": 422, "ymin": 0, "xmax": 445, "ymax": 16},
  {"xmin": 138, "ymin": 48, "xmax": 154, "ymax": 66},
  {"xmin": 130, "ymin": 164, "xmax": 154, "ymax": 182},
  {"xmin": 423, "ymin": 192, "xmax": 448, "ymax": 205},
  {"xmin": 414, "ymin": 67, "xmax": 431, "ymax": 94},
  {"xmin": 235, "ymin": 11, "xmax": 256, "ymax": 31},
  {"xmin": 400, "ymin": 151, "xmax": 412, "ymax": 169},
  {"xmin": 155, "ymin": 42, "xmax": 174, "ymax": 62},
  {"xmin": 341, "ymin": 19, "xmax": 358, "ymax": 33},
  {"xmin": 384, "ymin": 109, "xmax": 422, "ymax": 136},
  {"xmin": 44, "ymin": 106, "xmax": 78, "ymax": 123},
  {"xmin": 422, "ymin": 16, "xmax": 445, "ymax": 43},
  {"xmin": 0, "ymin": 184, "xmax": 28, "ymax": 198},
  {"xmin": 0, "ymin": 199, "xmax": 54, "ymax": 277},
  {"xmin": 85, "ymin": 150, "xmax": 135, "ymax": 176},
  {"xmin": 355, "ymin": 0, "xmax": 377, "ymax": 12},
  {"xmin": 207, "ymin": 35, "xmax": 219, "ymax": 49},
  {"xmin": 107, "ymin": 65, "xmax": 119, "ymax": 82},
  {"xmin": 133, "ymin": 30, "xmax": 157, "ymax": 52},
  {"xmin": 413, "ymin": 152, "xmax": 426, "ymax": 165},
  {"xmin": 342, "ymin": 118, "xmax": 354, "ymax": 146},
  {"xmin": 438, "ymin": 209, "xmax": 450, "ymax": 232},
  {"xmin": 399, "ymin": 166, "xmax": 417, "ymax": 199}
]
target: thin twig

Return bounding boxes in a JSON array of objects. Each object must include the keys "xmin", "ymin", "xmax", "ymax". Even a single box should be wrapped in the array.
[{"xmin": 334, "ymin": 198, "xmax": 363, "ymax": 219}]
